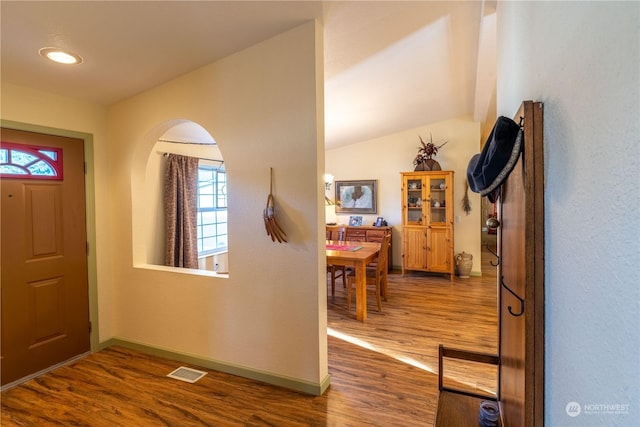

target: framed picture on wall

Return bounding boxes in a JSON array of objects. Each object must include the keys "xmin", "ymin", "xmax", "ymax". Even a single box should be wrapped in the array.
[{"xmin": 335, "ymin": 180, "xmax": 377, "ymax": 214}]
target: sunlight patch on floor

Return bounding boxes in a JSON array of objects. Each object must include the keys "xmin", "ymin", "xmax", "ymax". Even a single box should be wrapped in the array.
[
  {"xmin": 328, "ymin": 326, "xmax": 496, "ymax": 395},
  {"xmin": 328, "ymin": 327, "xmax": 436, "ymax": 374}
]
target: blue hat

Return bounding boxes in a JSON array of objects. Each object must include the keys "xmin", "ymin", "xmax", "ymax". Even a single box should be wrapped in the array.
[{"xmin": 467, "ymin": 116, "xmax": 522, "ymax": 203}]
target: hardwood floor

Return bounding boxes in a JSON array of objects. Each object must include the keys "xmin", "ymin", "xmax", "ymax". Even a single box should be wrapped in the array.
[{"xmin": 1, "ymin": 235, "xmax": 498, "ymax": 426}]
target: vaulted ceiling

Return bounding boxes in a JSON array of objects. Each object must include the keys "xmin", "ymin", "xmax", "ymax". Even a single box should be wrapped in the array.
[{"xmin": 1, "ymin": 1, "xmax": 496, "ymax": 149}]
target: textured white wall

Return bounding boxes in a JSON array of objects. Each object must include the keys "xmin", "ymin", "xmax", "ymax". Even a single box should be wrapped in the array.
[
  {"xmin": 107, "ymin": 21, "xmax": 328, "ymax": 386},
  {"xmin": 498, "ymin": 2, "xmax": 639, "ymax": 425}
]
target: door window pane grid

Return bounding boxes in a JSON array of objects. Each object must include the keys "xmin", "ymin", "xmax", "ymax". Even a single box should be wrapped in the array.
[{"xmin": 0, "ymin": 142, "xmax": 63, "ymax": 180}]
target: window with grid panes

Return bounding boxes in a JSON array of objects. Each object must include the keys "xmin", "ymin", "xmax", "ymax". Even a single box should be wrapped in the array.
[{"xmin": 197, "ymin": 164, "xmax": 227, "ymax": 255}]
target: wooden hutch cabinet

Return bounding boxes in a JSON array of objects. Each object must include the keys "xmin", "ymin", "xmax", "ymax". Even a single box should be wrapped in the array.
[{"xmin": 400, "ymin": 171, "xmax": 454, "ymax": 279}]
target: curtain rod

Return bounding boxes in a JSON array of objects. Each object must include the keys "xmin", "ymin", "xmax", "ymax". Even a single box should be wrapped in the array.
[
  {"xmin": 158, "ymin": 139, "xmax": 216, "ymax": 146},
  {"xmin": 162, "ymin": 152, "xmax": 224, "ymax": 164}
]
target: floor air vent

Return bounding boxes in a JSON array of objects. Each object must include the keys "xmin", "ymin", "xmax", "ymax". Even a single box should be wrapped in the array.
[{"xmin": 167, "ymin": 366, "xmax": 208, "ymax": 383}]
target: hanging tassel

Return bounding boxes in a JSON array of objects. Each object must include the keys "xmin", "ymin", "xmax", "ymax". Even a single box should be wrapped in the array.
[{"xmin": 461, "ymin": 179, "xmax": 472, "ymax": 215}]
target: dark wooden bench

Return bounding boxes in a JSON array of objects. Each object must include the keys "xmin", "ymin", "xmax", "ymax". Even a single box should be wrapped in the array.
[{"xmin": 434, "ymin": 344, "xmax": 501, "ymax": 426}]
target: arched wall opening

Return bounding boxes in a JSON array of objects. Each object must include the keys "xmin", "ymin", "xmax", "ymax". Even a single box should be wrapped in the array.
[{"xmin": 131, "ymin": 118, "xmax": 228, "ymax": 276}]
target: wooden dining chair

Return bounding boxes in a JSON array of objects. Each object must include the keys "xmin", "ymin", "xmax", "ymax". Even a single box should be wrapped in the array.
[
  {"xmin": 346, "ymin": 234, "xmax": 390, "ymax": 312},
  {"xmin": 327, "ymin": 227, "xmax": 347, "ymax": 297}
]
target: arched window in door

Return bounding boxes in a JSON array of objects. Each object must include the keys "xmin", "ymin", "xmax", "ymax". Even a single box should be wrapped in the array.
[{"xmin": 0, "ymin": 142, "xmax": 63, "ymax": 180}]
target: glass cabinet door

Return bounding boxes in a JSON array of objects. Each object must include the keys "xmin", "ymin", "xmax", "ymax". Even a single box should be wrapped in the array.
[
  {"xmin": 405, "ymin": 176, "xmax": 424, "ymax": 225},
  {"xmin": 427, "ymin": 177, "xmax": 448, "ymax": 224}
]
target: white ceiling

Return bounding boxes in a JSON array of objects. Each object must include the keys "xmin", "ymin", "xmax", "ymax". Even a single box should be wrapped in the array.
[{"xmin": 1, "ymin": 1, "xmax": 496, "ymax": 149}]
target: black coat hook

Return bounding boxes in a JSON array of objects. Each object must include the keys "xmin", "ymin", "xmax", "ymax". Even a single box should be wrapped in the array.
[
  {"xmin": 501, "ymin": 276, "xmax": 525, "ymax": 317},
  {"xmin": 484, "ymin": 243, "xmax": 500, "ymax": 266}
]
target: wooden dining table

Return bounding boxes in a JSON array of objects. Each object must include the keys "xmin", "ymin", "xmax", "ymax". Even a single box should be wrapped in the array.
[{"xmin": 326, "ymin": 240, "xmax": 381, "ymax": 321}]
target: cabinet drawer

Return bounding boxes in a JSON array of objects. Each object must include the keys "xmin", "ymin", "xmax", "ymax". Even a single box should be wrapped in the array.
[
  {"xmin": 346, "ymin": 229, "xmax": 367, "ymax": 241},
  {"xmin": 366, "ymin": 230, "xmax": 386, "ymax": 241}
]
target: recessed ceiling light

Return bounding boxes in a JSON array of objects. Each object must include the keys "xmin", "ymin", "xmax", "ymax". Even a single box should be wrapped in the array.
[{"xmin": 39, "ymin": 47, "xmax": 83, "ymax": 65}]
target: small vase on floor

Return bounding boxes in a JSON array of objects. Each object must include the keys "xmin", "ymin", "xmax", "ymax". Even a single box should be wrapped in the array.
[{"xmin": 455, "ymin": 252, "xmax": 473, "ymax": 278}]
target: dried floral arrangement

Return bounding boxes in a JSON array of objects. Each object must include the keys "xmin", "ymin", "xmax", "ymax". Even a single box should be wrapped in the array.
[{"xmin": 413, "ymin": 133, "xmax": 448, "ymax": 167}]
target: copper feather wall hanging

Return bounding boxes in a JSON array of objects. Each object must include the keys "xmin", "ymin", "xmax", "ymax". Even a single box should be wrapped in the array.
[{"xmin": 263, "ymin": 167, "xmax": 288, "ymax": 243}]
